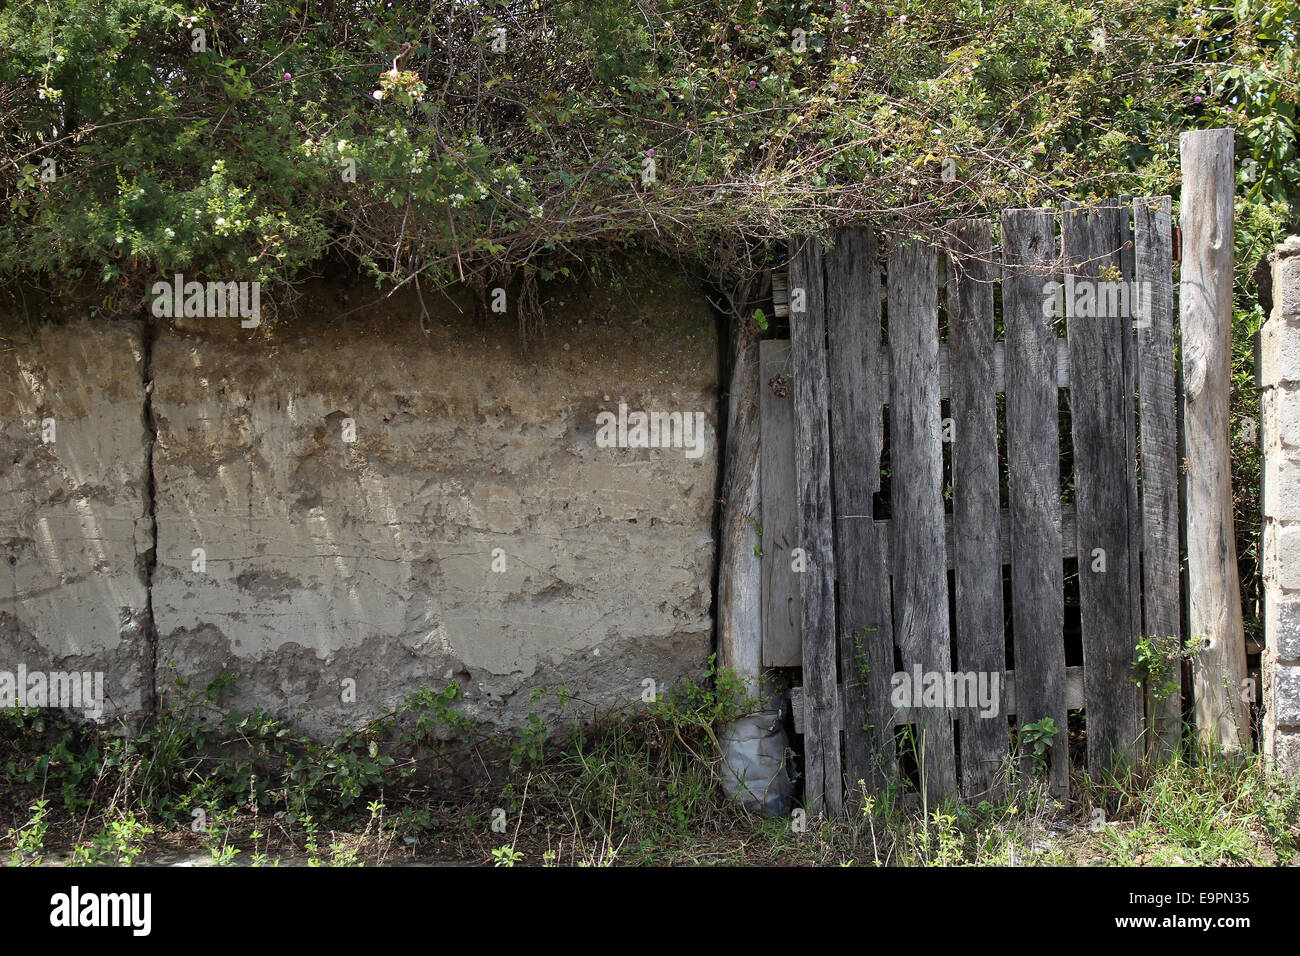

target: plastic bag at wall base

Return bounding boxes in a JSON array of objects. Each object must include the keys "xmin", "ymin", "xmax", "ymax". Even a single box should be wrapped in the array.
[{"xmin": 718, "ymin": 709, "xmax": 793, "ymax": 816}]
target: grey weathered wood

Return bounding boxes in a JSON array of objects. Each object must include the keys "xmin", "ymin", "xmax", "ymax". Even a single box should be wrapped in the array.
[
  {"xmin": 1063, "ymin": 199, "xmax": 1143, "ymax": 777},
  {"xmin": 887, "ymin": 240, "xmax": 957, "ymax": 801},
  {"xmin": 1134, "ymin": 196, "xmax": 1183, "ymax": 757},
  {"xmin": 759, "ymin": 340, "xmax": 801, "ymax": 668},
  {"xmin": 790, "ymin": 666, "xmax": 1086, "ymax": 734},
  {"xmin": 717, "ymin": 317, "xmax": 784, "ymax": 810},
  {"xmin": 1179, "ymin": 130, "xmax": 1250, "ymax": 752},
  {"xmin": 1119, "ymin": 197, "xmax": 1145, "ymax": 706},
  {"xmin": 947, "ymin": 219, "xmax": 1008, "ymax": 799},
  {"xmin": 1002, "ymin": 207, "xmax": 1070, "ymax": 797},
  {"xmin": 772, "ymin": 271, "xmax": 789, "ymax": 318},
  {"xmin": 894, "ymin": 338, "xmax": 1071, "ymax": 397},
  {"xmin": 787, "ymin": 237, "xmax": 844, "ymax": 816},
  {"xmin": 717, "ymin": 327, "xmax": 765, "ymax": 686},
  {"xmin": 874, "ymin": 503, "xmax": 1084, "ymax": 568},
  {"xmin": 825, "ymin": 227, "xmax": 896, "ymax": 796},
  {"xmin": 772, "ymin": 270, "xmax": 1079, "ymax": 397}
]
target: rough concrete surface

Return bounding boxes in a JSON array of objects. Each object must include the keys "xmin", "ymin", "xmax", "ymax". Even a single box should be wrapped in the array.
[
  {"xmin": 1263, "ymin": 239, "xmax": 1300, "ymax": 777},
  {"xmin": 143, "ymin": 271, "xmax": 718, "ymax": 736},
  {"xmin": 1, "ymin": 269, "xmax": 720, "ymax": 737},
  {"xmin": 0, "ymin": 317, "xmax": 154, "ymax": 716}
]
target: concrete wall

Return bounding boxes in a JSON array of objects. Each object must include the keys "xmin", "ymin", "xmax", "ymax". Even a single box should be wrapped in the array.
[
  {"xmin": 0, "ymin": 320, "xmax": 154, "ymax": 716},
  {"xmin": 1, "ymin": 270, "xmax": 720, "ymax": 737},
  {"xmin": 1261, "ymin": 237, "xmax": 1300, "ymax": 777}
]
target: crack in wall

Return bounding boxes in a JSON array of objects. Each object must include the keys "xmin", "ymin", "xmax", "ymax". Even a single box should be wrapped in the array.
[{"xmin": 141, "ymin": 317, "xmax": 160, "ymax": 716}]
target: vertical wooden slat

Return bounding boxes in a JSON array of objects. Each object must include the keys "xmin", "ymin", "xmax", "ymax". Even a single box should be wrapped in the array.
[
  {"xmin": 1003, "ymin": 208, "xmax": 1070, "ymax": 797},
  {"xmin": 1119, "ymin": 199, "xmax": 1145, "ymax": 676},
  {"xmin": 825, "ymin": 226, "xmax": 896, "ymax": 796},
  {"xmin": 787, "ymin": 237, "xmax": 844, "ymax": 817},
  {"xmin": 760, "ymin": 340, "xmax": 802, "ymax": 668},
  {"xmin": 947, "ymin": 219, "xmax": 1008, "ymax": 798},
  {"xmin": 1063, "ymin": 199, "xmax": 1143, "ymax": 777},
  {"xmin": 887, "ymin": 240, "xmax": 957, "ymax": 801},
  {"xmin": 1180, "ymin": 129, "xmax": 1250, "ymax": 752},
  {"xmin": 1134, "ymin": 196, "xmax": 1183, "ymax": 757}
]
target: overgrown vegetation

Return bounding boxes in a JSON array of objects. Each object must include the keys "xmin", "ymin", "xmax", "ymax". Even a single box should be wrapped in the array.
[
  {"xmin": 1, "ymin": 0, "xmax": 1298, "ymax": 866},
  {"xmin": 1, "ymin": 2, "xmax": 1296, "ymax": 305},
  {"xmin": 3, "ymin": 666, "xmax": 1297, "ymax": 866},
  {"xmin": 0, "ymin": 0, "xmax": 1293, "ymax": 613}
]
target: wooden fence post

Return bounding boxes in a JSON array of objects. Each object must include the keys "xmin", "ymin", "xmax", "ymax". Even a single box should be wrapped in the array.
[
  {"xmin": 788, "ymin": 237, "xmax": 844, "ymax": 817},
  {"xmin": 1179, "ymin": 128, "xmax": 1250, "ymax": 752}
]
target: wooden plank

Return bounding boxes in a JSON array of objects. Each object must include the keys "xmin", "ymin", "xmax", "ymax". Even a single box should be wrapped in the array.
[
  {"xmin": 825, "ymin": 226, "xmax": 896, "ymax": 796},
  {"xmin": 771, "ymin": 270, "xmax": 789, "ymax": 318},
  {"xmin": 787, "ymin": 236, "xmax": 844, "ymax": 817},
  {"xmin": 1119, "ymin": 198, "xmax": 1146, "ymax": 730},
  {"xmin": 947, "ymin": 219, "xmax": 1008, "ymax": 799},
  {"xmin": 1134, "ymin": 196, "xmax": 1183, "ymax": 757},
  {"xmin": 1063, "ymin": 198, "xmax": 1143, "ymax": 777},
  {"xmin": 717, "ymin": 331, "xmax": 765, "ymax": 684},
  {"xmin": 894, "ymin": 338, "xmax": 1071, "ymax": 397},
  {"xmin": 887, "ymin": 240, "xmax": 957, "ymax": 801},
  {"xmin": 758, "ymin": 281, "xmax": 1077, "ymax": 395},
  {"xmin": 873, "ymin": 503, "xmax": 1085, "ymax": 568},
  {"xmin": 1180, "ymin": 129, "xmax": 1249, "ymax": 751},
  {"xmin": 790, "ymin": 666, "xmax": 1087, "ymax": 734},
  {"xmin": 1002, "ymin": 207, "xmax": 1070, "ymax": 797},
  {"xmin": 759, "ymin": 340, "xmax": 801, "ymax": 668}
]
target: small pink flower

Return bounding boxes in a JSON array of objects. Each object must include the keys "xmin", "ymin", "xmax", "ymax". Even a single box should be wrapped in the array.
[
  {"xmin": 647, "ymin": 148, "xmax": 654, "ymax": 157},
  {"xmin": 283, "ymin": 72, "xmax": 291, "ymax": 80},
  {"xmin": 749, "ymin": 79, "xmax": 756, "ymax": 87},
  {"xmin": 1194, "ymin": 95, "xmax": 1203, "ymax": 103}
]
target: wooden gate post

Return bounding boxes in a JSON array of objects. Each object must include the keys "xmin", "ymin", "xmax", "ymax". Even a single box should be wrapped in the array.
[{"xmin": 1179, "ymin": 128, "xmax": 1250, "ymax": 752}]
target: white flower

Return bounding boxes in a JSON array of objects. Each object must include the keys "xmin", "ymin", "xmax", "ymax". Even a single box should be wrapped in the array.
[
  {"xmin": 164, "ymin": 228, "xmax": 175, "ymax": 239},
  {"xmin": 372, "ymin": 89, "xmax": 384, "ymax": 100},
  {"xmin": 215, "ymin": 217, "xmax": 226, "ymax": 227}
]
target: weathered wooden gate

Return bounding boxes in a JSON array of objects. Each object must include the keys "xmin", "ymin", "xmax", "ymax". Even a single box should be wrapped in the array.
[{"xmin": 768, "ymin": 199, "xmax": 1183, "ymax": 815}]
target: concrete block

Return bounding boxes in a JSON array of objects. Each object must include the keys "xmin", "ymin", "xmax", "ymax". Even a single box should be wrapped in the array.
[
  {"xmin": 1264, "ymin": 524, "xmax": 1300, "ymax": 592},
  {"xmin": 1277, "ymin": 662, "xmax": 1300, "ymax": 727},
  {"xmin": 1259, "ymin": 318, "xmax": 1300, "ymax": 386},
  {"xmin": 1266, "ymin": 590, "xmax": 1300, "ymax": 661},
  {"xmin": 1264, "ymin": 454, "xmax": 1300, "ymax": 522}
]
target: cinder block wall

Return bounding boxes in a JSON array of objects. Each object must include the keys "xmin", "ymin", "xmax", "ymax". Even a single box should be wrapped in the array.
[{"xmin": 1261, "ymin": 238, "xmax": 1300, "ymax": 776}]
